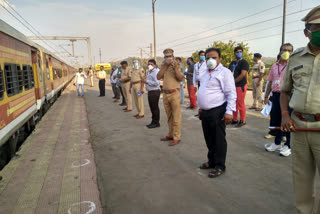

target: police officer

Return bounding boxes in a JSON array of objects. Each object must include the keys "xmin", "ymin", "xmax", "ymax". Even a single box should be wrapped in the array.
[
  {"xmin": 96, "ymin": 66, "xmax": 106, "ymax": 97},
  {"xmin": 281, "ymin": 6, "xmax": 320, "ymax": 214},
  {"xmin": 157, "ymin": 48, "xmax": 183, "ymax": 146},
  {"xmin": 120, "ymin": 61, "xmax": 132, "ymax": 112},
  {"xmin": 249, "ymin": 53, "xmax": 265, "ymax": 111},
  {"xmin": 130, "ymin": 60, "xmax": 145, "ymax": 119}
]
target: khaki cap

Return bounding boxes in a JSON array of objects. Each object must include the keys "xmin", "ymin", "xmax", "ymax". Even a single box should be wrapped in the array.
[
  {"xmin": 302, "ymin": 5, "xmax": 320, "ymax": 24},
  {"xmin": 163, "ymin": 48, "xmax": 174, "ymax": 56}
]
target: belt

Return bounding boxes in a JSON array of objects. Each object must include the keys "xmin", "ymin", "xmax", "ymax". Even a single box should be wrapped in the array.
[
  {"xmin": 294, "ymin": 111, "xmax": 320, "ymax": 122},
  {"xmin": 131, "ymin": 81, "xmax": 141, "ymax": 85},
  {"xmin": 163, "ymin": 88, "xmax": 180, "ymax": 94},
  {"xmin": 252, "ymin": 76, "xmax": 260, "ymax": 79}
]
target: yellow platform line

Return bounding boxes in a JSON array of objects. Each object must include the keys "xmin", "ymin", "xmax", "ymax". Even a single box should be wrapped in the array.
[
  {"xmin": 11, "ymin": 95, "xmax": 71, "ymax": 214},
  {"xmin": 58, "ymin": 98, "xmax": 81, "ymax": 214}
]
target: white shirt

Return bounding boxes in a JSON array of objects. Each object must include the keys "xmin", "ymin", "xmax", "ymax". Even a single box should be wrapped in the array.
[
  {"xmin": 193, "ymin": 61, "xmax": 207, "ymax": 86},
  {"xmin": 110, "ymin": 69, "xmax": 118, "ymax": 84},
  {"xmin": 197, "ymin": 63, "xmax": 237, "ymax": 115},
  {"xmin": 74, "ymin": 72, "xmax": 87, "ymax": 85}
]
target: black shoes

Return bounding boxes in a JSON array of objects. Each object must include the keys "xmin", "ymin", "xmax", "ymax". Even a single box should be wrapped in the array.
[
  {"xmin": 147, "ymin": 122, "xmax": 160, "ymax": 129},
  {"xmin": 235, "ymin": 121, "xmax": 246, "ymax": 128},
  {"xmin": 231, "ymin": 120, "xmax": 238, "ymax": 125},
  {"xmin": 119, "ymin": 103, "xmax": 126, "ymax": 106}
]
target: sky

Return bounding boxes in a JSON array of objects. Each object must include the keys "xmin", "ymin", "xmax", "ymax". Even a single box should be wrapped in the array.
[{"xmin": 0, "ymin": 0, "xmax": 319, "ymax": 66}]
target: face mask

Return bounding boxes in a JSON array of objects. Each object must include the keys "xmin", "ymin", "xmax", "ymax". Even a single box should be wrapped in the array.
[
  {"xmin": 206, "ymin": 58, "xmax": 217, "ymax": 70},
  {"xmin": 148, "ymin": 65, "xmax": 154, "ymax": 70},
  {"xmin": 100, "ymin": 68, "xmax": 103, "ymax": 71},
  {"xmin": 187, "ymin": 61, "xmax": 190, "ymax": 65},
  {"xmin": 281, "ymin": 51, "xmax": 290, "ymax": 61},
  {"xmin": 310, "ymin": 30, "xmax": 320, "ymax": 47},
  {"xmin": 200, "ymin": 56, "xmax": 205, "ymax": 61},
  {"xmin": 236, "ymin": 52, "xmax": 243, "ymax": 59}
]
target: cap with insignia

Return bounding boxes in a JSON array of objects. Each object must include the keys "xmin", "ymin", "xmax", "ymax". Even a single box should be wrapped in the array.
[
  {"xmin": 163, "ymin": 48, "xmax": 174, "ymax": 57},
  {"xmin": 254, "ymin": 53, "xmax": 262, "ymax": 58},
  {"xmin": 302, "ymin": 5, "xmax": 320, "ymax": 24}
]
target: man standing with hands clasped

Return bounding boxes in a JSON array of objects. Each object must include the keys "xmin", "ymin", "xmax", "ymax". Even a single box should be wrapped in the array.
[
  {"xmin": 130, "ymin": 60, "xmax": 145, "ymax": 119},
  {"xmin": 157, "ymin": 48, "xmax": 183, "ymax": 146},
  {"xmin": 250, "ymin": 53, "xmax": 265, "ymax": 111},
  {"xmin": 198, "ymin": 48, "xmax": 237, "ymax": 178},
  {"xmin": 281, "ymin": 6, "xmax": 320, "ymax": 214}
]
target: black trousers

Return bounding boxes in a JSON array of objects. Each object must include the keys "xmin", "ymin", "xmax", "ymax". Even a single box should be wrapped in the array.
[
  {"xmin": 119, "ymin": 86, "xmax": 126, "ymax": 104},
  {"xmin": 200, "ymin": 102, "xmax": 227, "ymax": 170},
  {"xmin": 99, "ymin": 79, "xmax": 105, "ymax": 96},
  {"xmin": 148, "ymin": 90, "xmax": 161, "ymax": 124}
]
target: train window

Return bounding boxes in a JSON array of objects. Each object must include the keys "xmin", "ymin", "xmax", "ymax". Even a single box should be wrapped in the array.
[
  {"xmin": 4, "ymin": 63, "xmax": 20, "ymax": 97},
  {"xmin": 17, "ymin": 65, "xmax": 23, "ymax": 92},
  {"xmin": 37, "ymin": 57, "xmax": 42, "ymax": 82},
  {"xmin": 0, "ymin": 66, "xmax": 4, "ymax": 100},
  {"xmin": 29, "ymin": 65, "xmax": 34, "ymax": 88},
  {"xmin": 53, "ymin": 69, "xmax": 57, "ymax": 80},
  {"xmin": 46, "ymin": 60, "xmax": 50, "ymax": 80},
  {"xmin": 23, "ymin": 65, "xmax": 29, "ymax": 90},
  {"xmin": 57, "ymin": 69, "xmax": 62, "ymax": 78}
]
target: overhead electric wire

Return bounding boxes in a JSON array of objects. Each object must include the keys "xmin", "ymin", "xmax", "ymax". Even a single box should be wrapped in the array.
[{"xmin": 159, "ymin": 0, "xmax": 296, "ymax": 47}]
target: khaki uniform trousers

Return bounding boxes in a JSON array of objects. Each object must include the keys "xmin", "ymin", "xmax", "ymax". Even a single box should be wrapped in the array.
[
  {"xmin": 252, "ymin": 78, "xmax": 264, "ymax": 108},
  {"xmin": 90, "ymin": 76, "xmax": 94, "ymax": 87},
  {"xmin": 122, "ymin": 82, "xmax": 132, "ymax": 110},
  {"xmin": 291, "ymin": 113, "xmax": 320, "ymax": 214},
  {"xmin": 163, "ymin": 91, "xmax": 181, "ymax": 140},
  {"xmin": 132, "ymin": 83, "xmax": 144, "ymax": 116}
]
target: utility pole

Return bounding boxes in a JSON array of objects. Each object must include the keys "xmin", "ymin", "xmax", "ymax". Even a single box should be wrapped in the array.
[
  {"xmin": 152, "ymin": 0, "xmax": 157, "ymax": 60},
  {"xmin": 150, "ymin": 43, "xmax": 153, "ymax": 58},
  {"xmin": 140, "ymin": 48, "xmax": 143, "ymax": 60},
  {"xmin": 99, "ymin": 48, "xmax": 102, "ymax": 63},
  {"xmin": 282, "ymin": 0, "xmax": 287, "ymax": 45},
  {"xmin": 70, "ymin": 39, "xmax": 76, "ymax": 56}
]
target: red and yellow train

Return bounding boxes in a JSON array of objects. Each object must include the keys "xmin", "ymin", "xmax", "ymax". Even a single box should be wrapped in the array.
[{"xmin": 0, "ymin": 19, "xmax": 77, "ymax": 168}]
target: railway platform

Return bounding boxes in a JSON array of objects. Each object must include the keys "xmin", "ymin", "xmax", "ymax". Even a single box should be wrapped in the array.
[{"xmin": 0, "ymin": 84, "xmax": 102, "ymax": 214}]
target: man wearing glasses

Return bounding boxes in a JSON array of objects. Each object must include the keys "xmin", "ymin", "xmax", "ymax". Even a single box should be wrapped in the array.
[{"xmin": 281, "ymin": 6, "xmax": 320, "ymax": 214}]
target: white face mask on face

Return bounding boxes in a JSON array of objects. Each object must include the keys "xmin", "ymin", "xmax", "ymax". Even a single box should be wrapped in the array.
[
  {"xmin": 148, "ymin": 65, "xmax": 154, "ymax": 70},
  {"xmin": 206, "ymin": 58, "xmax": 217, "ymax": 70}
]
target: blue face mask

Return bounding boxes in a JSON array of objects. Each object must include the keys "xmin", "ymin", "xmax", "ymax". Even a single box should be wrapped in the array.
[
  {"xmin": 236, "ymin": 52, "xmax": 243, "ymax": 59},
  {"xmin": 187, "ymin": 61, "xmax": 190, "ymax": 65},
  {"xmin": 200, "ymin": 56, "xmax": 205, "ymax": 61}
]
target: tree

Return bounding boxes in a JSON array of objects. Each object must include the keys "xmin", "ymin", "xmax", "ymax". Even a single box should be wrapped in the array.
[{"xmin": 191, "ymin": 40, "xmax": 254, "ymax": 69}]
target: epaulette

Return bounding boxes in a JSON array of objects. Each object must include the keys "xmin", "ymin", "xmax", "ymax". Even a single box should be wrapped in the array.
[{"xmin": 291, "ymin": 47, "xmax": 304, "ymax": 56}]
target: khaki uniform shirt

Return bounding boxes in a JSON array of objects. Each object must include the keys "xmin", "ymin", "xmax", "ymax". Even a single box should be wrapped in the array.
[
  {"xmin": 120, "ymin": 68, "xmax": 132, "ymax": 83},
  {"xmin": 281, "ymin": 45, "xmax": 320, "ymax": 114},
  {"xmin": 252, "ymin": 60, "xmax": 265, "ymax": 77},
  {"xmin": 131, "ymin": 68, "xmax": 145, "ymax": 82},
  {"xmin": 97, "ymin": 70, "xmax": 106, "ymax": 79},
  {"xmin": 89, "ymin": 69, "xmax": 94, "ymax": 77},
  {"xmin": 162, "ymin": 64, "xmax": 181, "ymax": 90}
]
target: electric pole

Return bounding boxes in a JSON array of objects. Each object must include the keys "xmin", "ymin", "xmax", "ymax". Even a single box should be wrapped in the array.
[
  {"xmin": 152, "ymin": 0, "xmax": 157, "ymax": 60},
  {"xmin": 150, "ymin": 43, "xmax": 153, "ymax": 58},
  {"xmin": 140, "ymin": 48, "xmax": 143, "ymax": 60},
  {"xmin": 282, "ymin": 0, "xmax": 287, "ymax": 45},
  {"xmin": 99, "ymin": 48, "xmax": 102, "ymax": 63}
]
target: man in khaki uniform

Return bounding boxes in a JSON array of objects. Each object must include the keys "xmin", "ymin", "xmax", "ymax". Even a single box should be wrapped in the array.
[
  {"xmin": 281, "ymin": 6, "xmax": 320, "ymax": 214},
  {"xmin": 89, "ymin": 66, "xmax": 94, "ymax": 87},
  {"xmin": 120, "ymin": 61, "xmax": 132, "ymax": 112},
  {"xmin": 130, "ymin": 60, "xmax": 145, "ymax": 119},
  {"xmin": 157, "ymin": 48, "xmax": 183, "ymax": 146},
  {"xmin": 249, "ymin": 53, "xmax": 265, "ymax": 111}
]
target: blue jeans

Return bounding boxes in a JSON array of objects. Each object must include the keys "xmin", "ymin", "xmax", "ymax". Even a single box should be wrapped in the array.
[
  {"xmin": 180, "ymin": 82, "xmax": 184, "ymax": 104},
  {"xmin": 77, "ymin": 84, "xmax": 84, "ymax": 96}
]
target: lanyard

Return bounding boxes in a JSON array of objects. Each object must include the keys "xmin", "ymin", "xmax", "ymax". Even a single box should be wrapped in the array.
[
  {"xmin": 208, "ymin": 69, "xmax": 214, "ymax": 80},
  {"xmin": 198, "ymin": 62, "xmax": 203, "ymax": 70},
  {"xmin": 232, "ymin": 61, "xmax": 239, "ymax": 73},
  {"xmin": 277, "ymin": 64, "xmax": 287, "ymax": 76}
]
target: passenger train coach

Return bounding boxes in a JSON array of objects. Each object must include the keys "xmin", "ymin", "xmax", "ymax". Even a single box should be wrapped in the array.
[{"xmin": 0, "ymin": 19, "xmax": 77, "ymax": 168}]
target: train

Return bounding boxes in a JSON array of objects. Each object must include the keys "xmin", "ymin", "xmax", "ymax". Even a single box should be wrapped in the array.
[{"xmin": 0, "ymin": 19, "xmax": 77, "ymax": 169}]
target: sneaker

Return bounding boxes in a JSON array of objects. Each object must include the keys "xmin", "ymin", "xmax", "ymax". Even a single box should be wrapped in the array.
[
  {"xmin": 280, "ymin": 145, "xmax": 291, "ymax": 157},
  {"xmin": 235, "ymin": 121, "xmax": 246, "ymax": 128},
  {"xmin": 264, "ymin": 134, "xmax": 275, "ymax": 139},
  {"xmin": 231, "ymin": 120, "xmax": 238, "ymax": 125},
  {"xmin": 282, "ymin": 136, "xmax": 287, "ymax": 142},
  {"xmin": 266, "ymin": 143, "xmax": 282, "ymax": 152}
]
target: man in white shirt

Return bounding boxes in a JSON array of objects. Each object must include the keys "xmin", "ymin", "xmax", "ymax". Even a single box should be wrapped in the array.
[
  {"xmin": 110, "ymin": 65, "xmax": 120, "ymax": 102},
  {"xmin": 193, "ymin": 50, "xmax": 207, "ymax": 88},
  {"xmin": 198, "ymin": 48, "xmax": 237, "ymax": 178},
  {"xmin": 97, "ymin": 65, "xmax": 106, "ymax": 97},
  {"xmin": 74, "ymin": 68, "xmax": 87, "ymax": 97}
]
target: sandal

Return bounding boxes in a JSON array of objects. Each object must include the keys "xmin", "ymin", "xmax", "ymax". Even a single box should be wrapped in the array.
[
  {"xmin": 249, "ymin": 106, "xmax": 256, "ymax": 110},
  {"xmin": 208, "ymin": 168, "xmax": 225, "ymax": 178},
  {"xmin": 199, "ymin": 162, "xmax": 214, "ymax": 169}
]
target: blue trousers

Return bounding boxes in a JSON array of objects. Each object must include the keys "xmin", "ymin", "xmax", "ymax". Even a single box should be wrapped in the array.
[
  {"xmin": 271, "ymin": 92, "xmax": 291, "ymax": 148},
  {"xmin": 180, "ymin": 83, "xmax": 184, "ymax": 104},
  {"xmin": 77, "ymin": 84, "xmax": 84, "ymax": 96}
]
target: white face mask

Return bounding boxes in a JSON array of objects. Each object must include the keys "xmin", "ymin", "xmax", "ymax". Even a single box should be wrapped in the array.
[
  {"xmin": 133, "ymin": 62, "xmax": 140, "ymax": 69},
  {"xmin": 148, "ymin": 65, "xmax": 154, "ymax": 70},
  {"xmin": 206, "ymin": 58, "xmax": 217, "ymax": 70}
]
